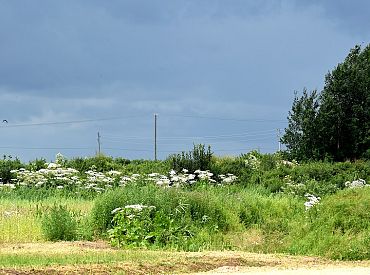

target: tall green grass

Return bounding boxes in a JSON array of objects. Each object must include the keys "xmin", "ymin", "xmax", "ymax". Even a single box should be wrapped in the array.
[
  {"xmin": 287, "ymin": 187, "xmax": 370, "ymax": 260},
  {"xmin": 1, "ymin": 174, "xmax": 369, "ymax": 260},
  {"xmin": 0, "ymin": 197, "xmax": 93, "ymax": 243}
]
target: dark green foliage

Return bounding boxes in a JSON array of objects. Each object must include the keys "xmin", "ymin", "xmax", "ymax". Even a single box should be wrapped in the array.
[
  {"xmin": 91, "ymin": 185, "xmax": 231, "ymax": 247},
  {"xmin": 65, "ymin": 155, "xmax": 170, "ymax": 175},
  {"xmin": 65, "ymin": 155, "xmax": 125, "ymax": 172},
  {"xmin": 26, "ymin": 158, "xmax": 47, "ymax": 171},
  {"xmin": 120, "ymin": 159, "xmax": 171, "ymax": 175},
  {"xmin": 283, "ymin": 44, "xmax": 370, "ymax": 161},
  {"xmin": 209, "ymin": 155, "xmax": 250, "ymax": 183},
  {"xmin": 0, "ymin": 155, "xmax": 24, "ymax": 183},
  {"xmin": 41, "ymin": 205, "xmax": 77, "ymax": 241},
  {"xmin": 319, "ymin": 45, "xmax": 370, "ymax": 161},
  {"xmin": 169, "ymin": 144, "xmax": 213, "ymax": 173},
  {"xmin": 261, "ymin": 160, "xmax": 370, "ymax": 196},
  {"xmin": 281, "ymin": 89, "xmax": 320, "ymax": 161},
  {"xmin": 108, "ymin": 205, "xmax": 194, "ymax": 248}
]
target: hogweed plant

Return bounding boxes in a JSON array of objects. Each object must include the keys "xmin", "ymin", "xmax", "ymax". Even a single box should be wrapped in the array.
[
  {"xmin": 345, "ymin": 179, "xmax": 368, "ymax": 189},
  {"xmin": 108, "ymin": 203, "xmax": 195, "ymax": 248},
  {"xmin": 304, "ymin": 193, "xmax": 321, "ymax": 211},
  {"xmin": 5, "ymin": 156, "xmax": 237, "ymax": 193},
  {"xmin": 108, "ymin": 204, "xmax": 157, "ymax": 248}
]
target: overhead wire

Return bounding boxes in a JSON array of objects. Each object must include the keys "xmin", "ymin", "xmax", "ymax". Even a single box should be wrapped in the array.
[
  {"xmin": 0, "ymin": 114, "xmax": 149, "ymax": 128},
  {"xmin": 0, "ymin": 113, "xmax": 284, "ymax": 156},
  {"xmin": 164, "ymin": 114, "xmax": 286, "ymax": 123}
]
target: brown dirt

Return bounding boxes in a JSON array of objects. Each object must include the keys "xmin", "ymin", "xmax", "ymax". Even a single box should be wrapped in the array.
[{"xmin": 0, "ymin": 242, "xmax": 369, "ymax": 274}]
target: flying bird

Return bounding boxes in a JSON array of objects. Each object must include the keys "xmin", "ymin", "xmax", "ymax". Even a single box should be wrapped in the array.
[{"xmin": 2, "ymin": 119, "xmax": 8, "ymax": 123}]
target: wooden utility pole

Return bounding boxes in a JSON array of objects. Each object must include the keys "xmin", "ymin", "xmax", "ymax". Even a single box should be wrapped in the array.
[
  {"xmin": 277, "ymin": 129, "xmax": 281, "ymax": 152},
  {"xmin": 154, "ymin": 114, "xmax": 157, "ymax": 161},
  {"xmin": 97, "ymin": 131, "xmax": 101, "ymax": 155}
]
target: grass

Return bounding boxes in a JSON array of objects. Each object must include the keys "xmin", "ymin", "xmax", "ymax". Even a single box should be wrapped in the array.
[
  {"xmin": 0, "ymin": 197, "xmax": 93, "ymax": 243},
  {"xmin": 1, "ymin": 181, "xmax": 369, "ymax": 262}
]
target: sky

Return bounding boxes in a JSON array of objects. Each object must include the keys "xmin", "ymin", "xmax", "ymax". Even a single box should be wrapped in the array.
[{"xmin": 0, "ymin": 0, "xmax": 369, "ymax": 162}]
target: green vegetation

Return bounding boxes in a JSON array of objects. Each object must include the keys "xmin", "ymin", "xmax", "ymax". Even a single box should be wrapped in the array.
[
  {"xmin": 282, "ymin": 44, "xmax": 370, "ymax": 161},
  {"xmin": 0, "ymin": 151, "xmax": 369, "ymax": 261},
  {"xmin": 41, "ymin": 205, "xmax": 78, "ymax": 241}
]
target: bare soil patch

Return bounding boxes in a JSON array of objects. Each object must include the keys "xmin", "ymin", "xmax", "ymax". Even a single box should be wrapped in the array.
[{"xmin": 0, "ymin": 242, "xmax": 369, "ymax": 274}]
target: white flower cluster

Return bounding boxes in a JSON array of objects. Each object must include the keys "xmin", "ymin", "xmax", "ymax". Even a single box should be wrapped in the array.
[
  {"xmin": 219, "ymin": 173, "xmax": 238, "ymax": 184},
  {"xmin": 282, "ymin": 175, "xmax": 305, "ymax": 195},
  {"xmin": 345, "ymin": 179, "xmax": 368, "ymax": 189},
  {"xmin": 4, "ymin": 161, "xmax": 237, "ymax": 192},
  {"xmin": 85, "ymin": 170, "xmax": 116, "ymax": 192},
  {"xmin": 147, "ymin": 169, "xmax": 237, "ymax": 187},
  {"xmin": 111, "ymin": 204, "xmax": 156, "ymax": 219},
  {"xmin": 7, "ymin": 163, "xmax": 124, "ymax": 193},
  {"xmin": 277, "ymin": 159, "xmax": 299, "ymax": 168},
  {"xmin": 244, "ymin": 154, "xmax": 261, "ymax": 170},
  {"xmin": 304, "ymin": 193, "xmax": 321, "ymax": 211},
  {"xmin": 9, "ymin": 164, "xmax": 80, "ymax": 189}
]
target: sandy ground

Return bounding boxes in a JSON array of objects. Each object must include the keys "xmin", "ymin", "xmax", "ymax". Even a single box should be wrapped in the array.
[
  {"xmin": 196, "ymin": 266, "xmax": 370, "ymax": 275},
  {"xmin": 0, "ymin": 242, "xmax": 369, "ymax": 274}
]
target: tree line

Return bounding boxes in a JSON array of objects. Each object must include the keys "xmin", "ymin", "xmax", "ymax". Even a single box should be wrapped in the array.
[{"xmin": 282, "ymin": 44, "xmax": 370, "ymax": 161}]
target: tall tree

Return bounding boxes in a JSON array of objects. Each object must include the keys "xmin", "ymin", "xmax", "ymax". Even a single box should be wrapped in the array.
[
  {"xmin": 319, "ymin": 44, "xmax": 370, "ymax": 160},
  {"xmin": 282, "ymin": 44, "xmax": 370, "ymax": 161},
  {"xmin": 281, "ymin": 89, "xmax": 320, "ymax": 160}
]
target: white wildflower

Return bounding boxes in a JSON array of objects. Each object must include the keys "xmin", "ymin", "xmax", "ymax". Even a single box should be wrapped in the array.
[
  {"xmin": 345, "ymin": 179, "xmax": 368, "ymax": 189},
  {"xmin": 304, "ymin": 193, "xmax": 321, "ymax": 210},
  {"xmin": 111, "ymin": 207, "xmax": 122, "ymax": 214}
]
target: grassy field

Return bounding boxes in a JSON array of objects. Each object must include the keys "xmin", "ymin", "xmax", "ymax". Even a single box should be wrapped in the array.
[
  {"xmin": 0, "ymin": 197, "xmax": 93, "ymax": 243},
  {"xmin": 0, "ymin": 153, "xmax": 369, "ymax": 273}
]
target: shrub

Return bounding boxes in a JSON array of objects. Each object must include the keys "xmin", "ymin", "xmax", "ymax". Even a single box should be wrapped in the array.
[
  {"xmin": 26, "ymin": 158, "xmax": 47, "ymax": 171},
  {"xmin": 91, "ymin": 184, "xmax": 233, "ymax": 249},
  {"xmin": 169, "ymin": 144, "xmax": 213, "ymax": 173},
  {"xmin": 41, "ymin": 205, "xmax": 77, "ymax": 241},
  {"xmin": 108, "ymin": 205, "xmax": 194, "ymax": 248},
  {"xmin": 0, "ymin": 155, "xmax": 24, "ymax": 184}
]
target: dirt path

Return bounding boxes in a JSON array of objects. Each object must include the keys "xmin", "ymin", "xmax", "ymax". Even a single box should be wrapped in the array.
[
  {"xmin": 0, "ymin": 242, "xmax": 369, "ymax": 274},
  {"xmin": 195, "ymin": 265, "xmax": 370, "ymax": 275}
]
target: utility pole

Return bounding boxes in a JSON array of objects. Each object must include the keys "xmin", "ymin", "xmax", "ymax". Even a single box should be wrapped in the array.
[
  {"xmin": 97, "ymin": 131, "xmax": 101, "ymax": 155},
  {"xmin": 154, "ymin": 114, "xmax": 157, "ymax": 161},
  {"xmin": 277, "ymin": 129, "xmax": 281, "ymax": 152}
]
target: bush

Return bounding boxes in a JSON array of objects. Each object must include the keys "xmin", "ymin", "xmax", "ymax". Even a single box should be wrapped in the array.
[
  {"xmin": 169, "ymin": 144, "xmax": 213, "ymax": 173},
  {"xmin": 0, "ymin": 155, "xmax": 24, "ymax": 183},
  {"xmin": 91, "ymin": 184, "xmax": 233, "ymax": 249},
  {"xmin": 108, "ymin": 205, "xmax": 194, "ymax": 248},
  {"xmin": 41, "ymin": 205, "xmax": 77, "ymax": 241},
  {"xmin": 65, "ymin": 155, "xmax": 119, "ymax": 172}
]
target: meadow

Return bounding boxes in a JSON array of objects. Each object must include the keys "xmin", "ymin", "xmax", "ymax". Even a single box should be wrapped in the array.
[{"xmin": 0, "ymin": 149, "xmax": 369, "ymax": 272}]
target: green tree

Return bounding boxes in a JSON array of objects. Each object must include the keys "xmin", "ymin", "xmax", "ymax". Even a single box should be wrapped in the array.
[
  {"xmin": 319, "ymin": 45, "xmax": 370, "ymax": 160},
  {"xmin": 282, "ymin": 44, "xmax": 370, "ymax": 161},
  {"xmin": 281, "ymin": 89, "xmax": 320, "ymax": 160}
]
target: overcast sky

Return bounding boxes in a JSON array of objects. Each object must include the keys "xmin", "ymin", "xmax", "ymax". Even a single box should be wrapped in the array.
[{"xmin": 0, "ymin": 0, "xmax": 368, "ymax": 162}]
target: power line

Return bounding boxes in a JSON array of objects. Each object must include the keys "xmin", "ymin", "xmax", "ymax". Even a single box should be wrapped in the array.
[
  {"xmin": 102, "ymin": 129, "xmax": 277, "ymax": 141},
  {"xmin": 0, "ymin": 114, "xmax": 286, "ymax": 129},
  {"xmin": 0, "ymin": 146, "xmax": 94, "ymax": 150},
  {"xmin": 0, "ymin": 114, "xmax": 148, "ymax": 128},
  {"xmin": 165, "ymin": 114, "xmax": 286, "ymax": 123}
]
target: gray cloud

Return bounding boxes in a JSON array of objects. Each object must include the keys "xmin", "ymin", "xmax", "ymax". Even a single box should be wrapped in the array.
[
  {"xmin": 0, "ymin": 0, "xmax": 368, "ymax": 160},
  {"xmin": 295, "ymin": 0, "xmax": 370, "ymax": 36}
]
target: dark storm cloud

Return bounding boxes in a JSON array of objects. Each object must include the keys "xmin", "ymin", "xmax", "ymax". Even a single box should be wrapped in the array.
[
  {"xmin": 0, "ymin": 0, "xmax": 368, "ymax": 160},
  {"xmin": 0, "ymin": 0, "xmax": 285, "ymax": 97}
]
